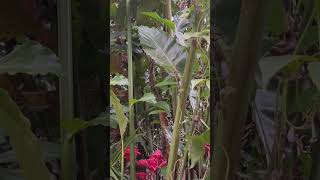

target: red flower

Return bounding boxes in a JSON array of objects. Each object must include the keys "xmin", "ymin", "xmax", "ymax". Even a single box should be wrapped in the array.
[
  {"xmin": 124, "ymin": 146, "xmax": 141, "ymax": 161},
  {"xmin": 136, "ymin": 172, "xmax": 148, "ymax": 180},
  {"xmin": 137, "ymin": 159, "xmax": 149, "ymax": 168},
  {"xmin": 204, "ymin": 144, "xmax": 211, "ymax": 159},
  {"xmin": 146, "ymin": 150, "xmax": 167, "ymax": 172}
]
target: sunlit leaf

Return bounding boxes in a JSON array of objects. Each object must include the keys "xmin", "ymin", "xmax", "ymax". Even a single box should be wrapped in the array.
[
  {"xmin": 110, "ymin": 74, "xmax": 129, "ymax": 86},
  {"xmin": 138, "ymin": 26, "xmax": 187, "ymax": 76},
  {"xmin": 110, "ymin": 90, "xmax": 128, "ymax": 138},
  {"xmin": 129, "ymin": 93, "xmax": 157, "ymax": 105},
  {"xmin": 141, "ymin": 12, "xmax": 175, "ymax": 30}
]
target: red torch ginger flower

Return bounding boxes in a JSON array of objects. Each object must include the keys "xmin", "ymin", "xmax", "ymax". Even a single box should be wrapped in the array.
[
  {"xmin": 136, "ymin": 172, "xmax": 148, "ymax": 180},
  {"xmin": 136, "ymin": 159, "xmax": 149, "ymax": 168},
  {"xmin": 124, "ymin": 146, "xmax": 141, "ymax": 161}
]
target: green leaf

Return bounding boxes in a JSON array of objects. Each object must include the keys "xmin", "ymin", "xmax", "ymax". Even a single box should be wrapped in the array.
[
  {"xmin": 138, "ymin": 26, "xmax": 187, "ymax": 76},
  {"xmin": 129, "ymin": 93, "xmax": 157, "ymax": 105},
  {"xmin": 191, "ymin": 79, "xmax": 207, "ymax": 90},
  {"xmin": 0, "ymin": 88, "xmax": 51, "ymax": 180},
  {"xmin": 309, "ymin": 62, "xmax": 320, "ymax": 90},
  {"xmin": 110, "ymin": 74, "xmax": 129, "ymax": 86},
  {"xmin": 190, "ymin": 130, "xmax": 210, "ymax": 168},
  {"xmin": 155, "ymin": 79, "xmax": 178, "ymax": 87},
  {"xmin": 110, "ymin": 90, "xmax": 128, "ymax": 138},
  {"xmin": 190, "ymin": 136, "xmax": 205, "ymax": 168},
  {"xmin": 141, "ymin": 12, "xmax": 175, "ymax": 30},
  {"xmin": 149, "ymin": 110, "xmax": 165, "ymax": 115},
  {"xmin": 138, "ymin": 93, "xmax": 157, "ymax": 104},
  {"xmin": 152, "ymin": 101, "xmax": 171, "ymax": 112},
  {"xmin": 61, "ymin": 118, "xmax": 90, "ymax": 137},
  {"xmin": 259, "ymin": 55, "xmax": 318, "ymax": 88},
  {"xmin": 0, "ymin": 40, "xmax": 61, "ymax": 75}
]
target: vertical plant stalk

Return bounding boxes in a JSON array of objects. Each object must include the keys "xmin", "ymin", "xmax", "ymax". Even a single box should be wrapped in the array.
[
  {"xmin": 165, "ymin": 0, "xmax": 173, "ymax": 36},
  {"xmin": 148, "ymin": 60, "xmax": 170, "ymax": 159},
  {"xmin": 166, "ymin": 7, "xmax": 199, "ymax": 179},
  {"xmin": 212, "ymin": 0, "xmax": 267, "ymax": 179},
  {"xmin": 126, "ymin": 0, "xmax": 136, "ymax": 179},
  {"xmin": 57, "ymin": 0, "xmax": 77, "ymax": 179}
]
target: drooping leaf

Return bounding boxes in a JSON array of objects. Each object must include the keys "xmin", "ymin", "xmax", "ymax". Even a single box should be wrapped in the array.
[
  {"xmin": 61, "ymin": 118, "xmax": 89, "ymax": 137},
  {"xmin": 129, "ymin": 93, "xmax": 157, "ymax": 105},
  {"xmin": 155, "ymin": 79, "xmax": 178, "ymax": 87},
  {"xmin": 190, "ymin": 130, "xmax": 210, "ymax": 168},
  {"xmin": 152, "ymin": 101, "xmax": 171, "ymax": 112},
  {"xmin": 138, "ymin": 26, "xmax": 187, "ymax": 76},
  {"xmin": 141, "ymin": 12, "xmax": 175, "ymax": 30},
  {"xmin": 138, "ymin": 93, "xmax": 157, "ymax": 104},
  {"xmin": 308, "ymin": 61, "xmax": 320, "ymax": 90},
  {"xmin": 0, "ymin": 40, "xmax": 61, "ymax": 75},
  {"xmin": 0, "ymin": 88, "xmax": 51, "ymax": 180},
  {"xmin": 258, "ymin": 55, "xmax": 294, "ymax": 88},
  {"xmin": 110, "ymin": 90, "xmax": 128, "ymax": 138},
  {"xmin": 258, "ymin": 55, "xmax": 318, "ymax": 89},
  {"xmin": 149, "ymin": 110, "xmax": 166, "ymax": 115}
]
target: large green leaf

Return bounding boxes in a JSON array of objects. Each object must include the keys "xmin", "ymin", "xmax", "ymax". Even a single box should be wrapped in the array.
[
  {"xmin": 309, "ymin": 62, "xmax": 320, "ymax": 90},
  {"xmin": 258, "ymin": 55, "xmax": 318, "ymax": 89},
  {"xmin": 190, "ymin": 130, "xmax": 210, "ymax": 168},
  {"xmin": 138, "ymin": 26, "xmax": 187, "ymax": 76},
  {"xmin": 0, "ymin": 89, "xmax": 51, "ymax": 180},
  {"xmin": 0, "ymin": 40, "xmax": 61, "ymax": 75},
  {"xmin": 110, "ymin": 90, "xmax": 128, "ymax": 138}
]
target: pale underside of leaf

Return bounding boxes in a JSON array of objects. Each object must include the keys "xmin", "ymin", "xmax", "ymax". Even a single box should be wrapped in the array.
[{"xmin": 138, "ymin": 26, "xmax": 187, "ymax": 77}]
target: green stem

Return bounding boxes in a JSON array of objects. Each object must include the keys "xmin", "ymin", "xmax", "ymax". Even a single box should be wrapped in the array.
[
  {"xmin": 126, "ymin": 0, "xmax": 136, "ymax": 179},
  {"xmin": 212, "ymin": 0, "xmax": 267, "ymax": 179},
  {"xmin": 178, "ymin": 88, "xmax": 201, "ymax": 178},
  {"xmin": 165, "ymin": 0, "xmax": 173, "ymax": 36},
  {"xmin": 57, "ymin": 0, "xmax": 76, "ymax": 179},
  {"xmin": 166, "ymin": 8, "xmax": 199, "ymax": 179},
  {"xmin": 121, "ymin": 140, "xmax": 124, "ymax": 180}
]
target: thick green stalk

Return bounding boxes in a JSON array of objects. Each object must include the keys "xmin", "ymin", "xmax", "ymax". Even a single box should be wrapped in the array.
[
  {"xmin": 126, "ymin": 0, "xmax": 136, "ymax": 179},
  {"xmin": 212, "ymin": 0, "xmax": 267, "ymax": 179},
  {"xmin": 165, "ymin": 0, "xmax": 173, "ymax": 36},
  {"xmin": 166, "ymin": 9, "xmax": 199, "ymax": 179},
  {"xmin": 57, "ymin": 0, "xmax": 77, "ymax": 179}
]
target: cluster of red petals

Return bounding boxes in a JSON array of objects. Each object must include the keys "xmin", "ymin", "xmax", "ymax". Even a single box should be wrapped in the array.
[
  {"xmin": 136, "ymin": 172, "xmax": 148, "ymax": 180},
  {"xmin": 135, "ymin": 149, "xmax": 167, "ymax": 179},
  {"xmin": 124, "ymin": 146, "xmax": 141, "ymax": 162},
  {"xmin": 204, "ymin": 144, "xmax": 211, "ymax": 159}
]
